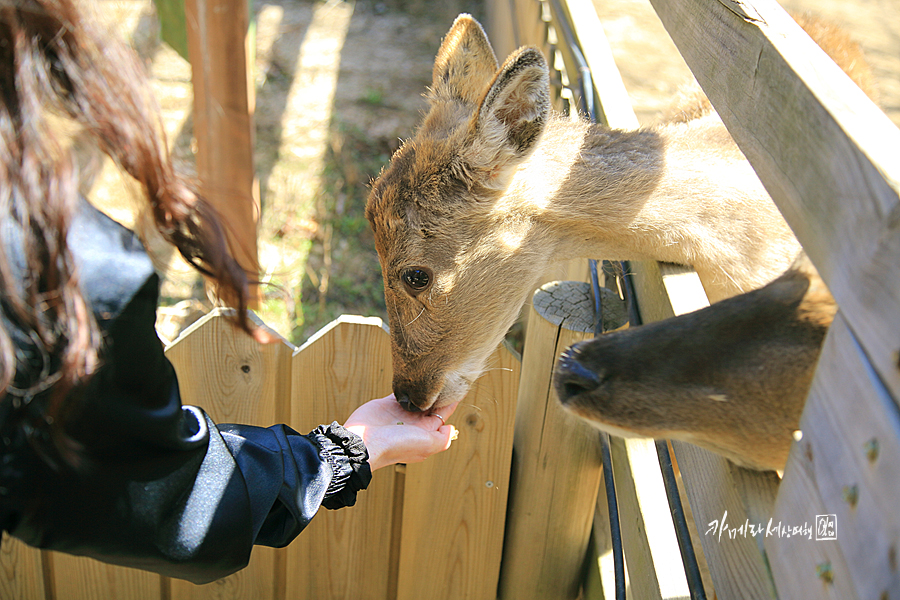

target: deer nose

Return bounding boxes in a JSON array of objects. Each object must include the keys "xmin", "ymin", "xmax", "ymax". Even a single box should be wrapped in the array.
[
  {"xmin": 554, "ymin": 350, "xmax": 603, "ymax": 400},
  {"xmin": 395, "ymin": 390, "xmax": 424, "ymax": 413}
]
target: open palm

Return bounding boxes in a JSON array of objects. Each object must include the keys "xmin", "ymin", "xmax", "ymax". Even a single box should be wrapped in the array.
[{"xmin": 344, "ymin": 395, "xmax": 459, "ymax": 471}]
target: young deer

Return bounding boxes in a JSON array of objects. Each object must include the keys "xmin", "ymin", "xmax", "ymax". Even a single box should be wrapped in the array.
[
  {"xmin": 365, "ymin": 14, "xmax": 865, "ymax": 416},
  {"xmin": 554, "ymin": 255, "xmax": 836, "ymax": 471}
]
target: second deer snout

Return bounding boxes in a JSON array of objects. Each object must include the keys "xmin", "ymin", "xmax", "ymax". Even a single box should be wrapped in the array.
[{"xmin": 554, "ymin": 346, "xmax": 605, "ymax": 401}]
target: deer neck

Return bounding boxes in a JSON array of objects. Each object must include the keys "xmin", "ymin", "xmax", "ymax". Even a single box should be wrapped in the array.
[{"xmin": 499, "ymin": 114, "xmax": 797, "ymax": 299}]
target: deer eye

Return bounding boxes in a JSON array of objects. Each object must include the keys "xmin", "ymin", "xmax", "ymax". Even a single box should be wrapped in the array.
[{"xmin": 401, "ymin": 267, "xmax": 433, "ymax": 295}]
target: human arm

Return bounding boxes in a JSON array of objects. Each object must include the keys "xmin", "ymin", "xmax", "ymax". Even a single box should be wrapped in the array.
[
  {"xmin": 2, "ymin": 273, "xmax": 382, "ymax": 583},
  {"xmin": 0, "ymin": 205, "xmax": 425, "ymax": 582}
]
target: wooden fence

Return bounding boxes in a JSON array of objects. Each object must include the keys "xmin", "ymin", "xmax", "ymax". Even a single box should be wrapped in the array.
[
  {"xmin": 1, "ymin": 0, "xmax": 898, "ymax": 598},
  {"xmin": 1, "ymin": 311, "xmax": 520, "ymax": 600},
  {"xmin": 486, "ymin": 0, "xmax": 900, "ymax": 598}
]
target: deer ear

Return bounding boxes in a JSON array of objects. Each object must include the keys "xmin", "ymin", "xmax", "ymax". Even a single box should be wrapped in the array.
[
  {"xmin": 463, "ymin": 47, "xmax": 550, "ymax": 190},
  {"xmin": 431, "ymin": 14, "xmax": 499, "ymax": 105}
]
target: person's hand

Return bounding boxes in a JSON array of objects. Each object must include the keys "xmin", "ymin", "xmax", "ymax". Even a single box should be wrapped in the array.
[{"xmin": 344, "ymin": 395, "xmax": 459, "ymax": 471}]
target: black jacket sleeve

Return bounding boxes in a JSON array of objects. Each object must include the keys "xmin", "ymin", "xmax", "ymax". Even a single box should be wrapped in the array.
[{"xmin": 0, "ymin": 203, "xmax": 372, "ymax": 584}]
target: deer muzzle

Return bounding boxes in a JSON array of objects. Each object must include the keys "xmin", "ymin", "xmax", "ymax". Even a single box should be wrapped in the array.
[{"xmin": 554, "ymin": 345, "xmax": 604, "ymax": 403}]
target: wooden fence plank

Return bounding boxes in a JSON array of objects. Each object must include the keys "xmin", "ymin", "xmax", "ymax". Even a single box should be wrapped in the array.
[
  {"xmin": 498, "ymin": 282, "xmax": 601, "ymax": 600},
  {"xmin": 286, "ymin": 316, "xmax": 398, "ymax": 600},
  {"xmin": 648, "ymin": 0, "xmax": 900, "ymax": 406},
  {"xmin": 165, "ymin": 310, "xmax": 291, "ymax": 426},
  {"xmin": 396, "ymin": 343, "xmax": 519, "ymax": 600},
  {"xmin": 513, "ymin": 0, "xmax": 549, "ymax": 51},
  {"xmin": 768, "ymin": 448, "xmax": 856, "ymax": 599},
  {"xmin": 164, "ymin": 309, "xmax": 292, "ymax": 600},
  {"xmin": 608, "ymin": 436, "xmax": 691, "ymax": 600},
  {"xmin": 486, "ymin": 0, "xmax": 519, "ymax": 65},
  {"xmin": 50, "ymin": 557, "xmax": 164, "ymax": 600},
  {"xmin": 669, "ymin": 443, "xmax": 780, "ymax": 600},
  {"xmin": 584, "ymin": 484, "xmax": 622, "ymax": 600},
  {"xmin": 0, "ymin": 534, "xmax": 46, "ymax": 600},
  {"xmin": 644, "ymin": 2, "xmax": 900, "ymax": 596},
  {"xmin": 583, "ymin": 482, "xmax": 635, "ymax": 600},
  {"xmin": 771, "ymin": 314, "xmax": 900, "ymax": 599},
  {"xmin": 631, "ymin": 260, "xmax": 779, "ymax": 600},
  {"xmin": 556, "ymin": 0, "xmax": 640, "ymax": 130},
  {"xmin": 185, "ymin": 0, "xmax": 261, "ymax": 305}
]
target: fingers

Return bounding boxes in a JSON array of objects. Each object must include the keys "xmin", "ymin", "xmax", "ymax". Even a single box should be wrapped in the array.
[
  {"xmin": 412, "ymin": 424, "xmax": 458, "ymax": 458},
  {"xmin": 430, "ymin": 403, "xmax": 461, "ymax": 452},
  {"xmin": 439, "ymin": 424, "xmax": 459, "ymax": 450},
  {"xmin": 433, "ymin": 401, "xmax": 460, "ymax": 421}
]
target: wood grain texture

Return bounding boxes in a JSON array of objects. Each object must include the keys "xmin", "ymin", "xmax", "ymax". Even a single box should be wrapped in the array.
[
  {"xmin": 670, "ymin": 442, "xmax": 781, "ymax": 600},
  {"xmin": 166, "ymin": 309, "xmax": 292, "ymax": 426},
  {"xmin": 50, "ymin": 554, "xmax": 164, "ymax": 600},
  {"xmin": 609, "ymin": 436, "xmax": 691, "ymax": 600},
  {"xmin": 286, "ymin": 316, "xmax": 397, "ymax": 600},
  {"xmin": 498, "ymin": 283, "xmax": 601, "ymax": 600},
  {"xmin": 0, "ymin": 534, "xmax": 46, "ymax": 600},
  {"xmin": 772, "ymin": 314, "xmax": 900, "ymax": 599},
  {"xmin": 583, "ymin": 478, "xmax": 632, "ymax": 600},
  {"xmin": 648, "ymin": 0, "xmax": 900, "ymax": 406},
  {"xmin": 165, "ymin": 310, "xmax": 292, "ymax": 600},
  {"xmin": 644, "ymin": 2, "xmax": 900, "ymax": 596},
  {"xmin": 396, "ymin": 343, "xmax": 519, "ymax": 600}
]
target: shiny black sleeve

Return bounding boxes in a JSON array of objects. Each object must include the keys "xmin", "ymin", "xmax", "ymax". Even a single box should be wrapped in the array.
[{"xmin": 5, "ymin": 273, "xmax": 371, "ymax": 585}]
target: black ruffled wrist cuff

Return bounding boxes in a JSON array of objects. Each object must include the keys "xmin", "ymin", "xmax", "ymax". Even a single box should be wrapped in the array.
[{"xmin": 310, "ymin": 422, "xmax": 372, "ymax": 509}]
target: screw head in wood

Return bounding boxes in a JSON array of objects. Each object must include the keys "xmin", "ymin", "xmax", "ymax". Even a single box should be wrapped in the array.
[
  {"xmin": 816, "ymin": 561, "xmax": 833, "ymax": 584},
  {"xmin": 842, "ymin": 484, "xmax": 859, "ymax": 507},
  {"xmin": 865, "ymin": 438, "xmax": 880, "ymax": 463}
]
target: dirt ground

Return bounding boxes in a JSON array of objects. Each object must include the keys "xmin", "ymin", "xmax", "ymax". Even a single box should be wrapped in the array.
[
  {"xmin": 94, "ymin": 0, "xmax": 484, "ymax": 344},
  {"xmin": 92, "ymin": 0, "xmax": 898, "ymax": 346},
  {"xmin": 595, "ymin": 0, "xmax": 899, "ymax": 127}
]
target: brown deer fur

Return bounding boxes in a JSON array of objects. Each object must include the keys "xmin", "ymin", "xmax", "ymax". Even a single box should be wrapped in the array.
[
  {"xmin": 553, "ymin": 13, "xmax": 872, "ymax": 471},
  {"xmin": 554, "ymin": 255, "xmax": 835, "ymax": 471},
  {"xmin": 365, "ymin": 13, "xmax": 871, "ymax": 429}
]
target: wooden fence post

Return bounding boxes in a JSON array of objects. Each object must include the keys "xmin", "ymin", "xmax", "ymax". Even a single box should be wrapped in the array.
[
  {"xmin": 498, "ymin": 281, "xmax": 602, "ymax": 600},
  {"xmin": 185, "ymin": 0, "xmax": 261, "ymax": 306},
  {"xmin": 646, "ymin": 0, "xmax": 900, "ymax": 596},
  {"xmin": 770, "ymin": 315, "xmax": 900, "ymax": 599}
]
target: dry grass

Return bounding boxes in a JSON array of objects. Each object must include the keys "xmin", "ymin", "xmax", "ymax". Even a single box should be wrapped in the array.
[{"xmin": 90, "ymin": 0, "xmax": 483, "ymax": 345}]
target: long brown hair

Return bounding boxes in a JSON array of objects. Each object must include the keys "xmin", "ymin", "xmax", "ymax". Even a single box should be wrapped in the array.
[{"xmin": 0, "ymin": 0, "xmax": 253, "ymax": 461}]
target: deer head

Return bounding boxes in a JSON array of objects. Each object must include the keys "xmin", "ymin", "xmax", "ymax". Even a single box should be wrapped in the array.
[
  {"xmin": 553, "ymin": 255, "xmax": 836, "ymax": 471},
  {"xmin": 366, "ymin": 15, "xmax": 553, "ymax": 411}
]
